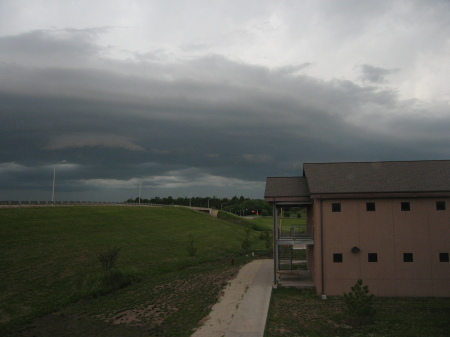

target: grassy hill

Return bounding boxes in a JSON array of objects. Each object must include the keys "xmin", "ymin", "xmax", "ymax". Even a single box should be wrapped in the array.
[{"xmin": 0, "ymin": 206, "xmax": 266, "ymax": 336}]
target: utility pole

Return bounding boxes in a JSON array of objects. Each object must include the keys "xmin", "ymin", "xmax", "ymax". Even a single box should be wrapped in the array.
[
  {"xmin": 138, "ymin": 182, "xmax": 141, "ymax": 205},
  {"xmin": 51, "ymin": 160, "xmax": 66, "ymax": 203}
]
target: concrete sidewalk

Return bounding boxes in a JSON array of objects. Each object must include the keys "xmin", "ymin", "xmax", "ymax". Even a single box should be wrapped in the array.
[{"xmin": 225, "ymin": 259, "xmax": 273, "ymax": 337}]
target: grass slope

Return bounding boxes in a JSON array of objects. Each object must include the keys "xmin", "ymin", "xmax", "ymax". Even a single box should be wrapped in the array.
[
  {"xmin": 246, "ymin": 216, "xmax": 306, "ymax": 231},
  {"xmin": 0, "ymin": 206, "xmax": 265, "ymax": 336}
]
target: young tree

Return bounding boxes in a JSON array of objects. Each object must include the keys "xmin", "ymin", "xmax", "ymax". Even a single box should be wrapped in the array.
[{"xmin": 343, "ymin": 279, "xmax": 376, "ymax": 325}]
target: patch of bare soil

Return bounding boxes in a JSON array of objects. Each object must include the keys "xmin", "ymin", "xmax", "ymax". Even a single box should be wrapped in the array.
[
  {"xmin": 9, "ymin": 266, "xmax": 239, "ymax": 337},
  {"xmin": 107, "ymin": 304, "xmax": 178, "ymax": 325}
]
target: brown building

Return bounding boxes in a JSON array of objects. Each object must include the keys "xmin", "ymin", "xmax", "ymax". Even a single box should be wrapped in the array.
[{"xmin": 265, "ymin": 160, "xmax": 450, "ymax": 297}]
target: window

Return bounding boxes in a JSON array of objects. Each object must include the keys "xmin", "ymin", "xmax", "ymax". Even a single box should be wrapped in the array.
[
  {"xmin": 366, "ymin": 202, "xmax": 376, "ymax": 211},
  {"xmin": 439, "ymin": 253, "xmax": 449, "ymax": 262},
  {"xmin": 368, "ymin": 253, "xmax": 378, "ymax": 262},
  {"xmin": 333, "ymin": 253, "xmax": 343, "ymax": 263},
  {"xmin": 403, "ymin": 253, "xmax": 413, "ymax": 262},
  {"xmin": 332, "ymin": 203, "xmax": 341, "ymax": 212},
  {"xmin": 436, "ymin": 201, "xmax": 446, "ymax": 211},
  {"xmin": 401, "ymin": 202, "xmax": 410, "ymax": 211}
]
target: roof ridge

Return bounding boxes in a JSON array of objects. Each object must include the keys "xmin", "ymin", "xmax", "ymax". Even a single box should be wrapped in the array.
[{"xmin": 304, "ymin": 159, "xmax": 450, "ymax": 165}]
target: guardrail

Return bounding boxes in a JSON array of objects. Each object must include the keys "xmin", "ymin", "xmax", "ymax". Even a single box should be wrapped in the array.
[
  {"xmin": 279, "ymin": 225, "xmax": 314, "ymax": 240},
  {"xmin": 0, "ymin": 200, "xmax": 176, "ymax": 207}
]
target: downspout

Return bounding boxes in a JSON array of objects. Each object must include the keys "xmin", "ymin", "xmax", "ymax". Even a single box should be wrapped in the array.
[
  {"xmin": 320, "ymin": 198, "xmax": 325, "ymax": 295},
  {"xmin": 273, "ymin": 203, "xmax": 278, "ymax": 285}
]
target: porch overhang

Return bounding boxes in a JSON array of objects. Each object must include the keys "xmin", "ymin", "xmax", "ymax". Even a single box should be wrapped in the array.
[{"xmin": 264, "ymin": 196, "xmax": 312, "ymax": 205}]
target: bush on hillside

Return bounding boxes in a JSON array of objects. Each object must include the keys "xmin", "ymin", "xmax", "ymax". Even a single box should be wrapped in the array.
[
  {"xmin": 259, "ymin": 231, "xmax": 273, "ymax": 257},
  {"xmin": 241, "ymin": 226, "xmax": 252, "ymax": 254},
  {"xmin": 95, "ymin": 247, "xmax": 137, "ymax": 296},
  {"xmin": 97, "ymin": 246, "xmax": 121, "ymax": 273}
]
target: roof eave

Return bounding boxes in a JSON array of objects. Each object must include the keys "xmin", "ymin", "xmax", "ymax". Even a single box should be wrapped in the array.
[{"xmin": 309, "ymin": 191, "xmax": 450, "ymax": 199}]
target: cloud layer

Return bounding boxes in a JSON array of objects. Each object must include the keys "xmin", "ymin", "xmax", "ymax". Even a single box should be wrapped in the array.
[{"xmin": 0, "ymin": 0, "xmax": 449, "ymax": 201}]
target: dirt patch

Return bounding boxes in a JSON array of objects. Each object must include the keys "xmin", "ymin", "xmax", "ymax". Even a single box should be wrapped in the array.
[
  {"xmin": 107, "ymin": 304, "xmax": 178, "ymax": 325},
  {"xmin": 8, "ymin": 264, "xmax": 239, "ymax": 337}
]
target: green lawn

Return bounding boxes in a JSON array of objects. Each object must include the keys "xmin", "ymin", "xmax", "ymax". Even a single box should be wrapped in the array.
[
  {"xmin": 0, "ymin": 206, "xmax": 266, "ymax": 336},
  {"xmin": 265, "ymin": 288, "xmax": 450, "ymax": 337}
]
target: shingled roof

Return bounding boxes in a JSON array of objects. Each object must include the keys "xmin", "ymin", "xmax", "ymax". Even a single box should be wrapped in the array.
[
  {"xmin": 264, "ymin": 177, "xmax": 310, "ymax": 198},
  {"xmin": 304, "ymin": 160, "xmax": 450, "ymax": 194},
  {"xmin": 264, "ymin": 160, "xmax": 450, "ymax": 201}
]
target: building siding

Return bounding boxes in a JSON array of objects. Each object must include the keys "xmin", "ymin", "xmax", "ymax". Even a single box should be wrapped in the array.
[{"xmin": 319, "ymin": 197, "xmax": 450, "ymax": 296}]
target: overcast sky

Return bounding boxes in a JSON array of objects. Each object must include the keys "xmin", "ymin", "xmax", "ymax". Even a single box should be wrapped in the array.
[{"xmin": 1, "ymin": 0, "xmax": 449, "ymax": 201}]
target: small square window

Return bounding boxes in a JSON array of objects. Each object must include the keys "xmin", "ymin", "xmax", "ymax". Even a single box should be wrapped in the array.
[
  {"xmin": 403, "ymin": 253, "xmax": 413, "ymax": 262},
  {"xmin": 401, "ymin": 202, "xmax": 410, "ymax": 211},
  {"xmin": 332, "ymin": 203, "xmax": 341, "ymax": 212},
  {"xmin": 366, "ymin": 202, "xmax": 376, "ymax": 211},
  {"xmin": 368, "ymin": 253, "xmax": 378, "ymax": 262},
  {"xmin": 333, "ymin": 253, "xmax": 343, "ymax": 263},
  {"xmin": 439, "ymin": 253, "xmax": 449, "ymax": 262},
  {"xmin": 436, "ymin": 201, "xmax": 446, "ymax": 211}
]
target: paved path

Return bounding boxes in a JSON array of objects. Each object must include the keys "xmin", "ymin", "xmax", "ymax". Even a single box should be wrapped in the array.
[{"xmin": 192, "ymin": 259, "xmax": 273, "ymax": 337}]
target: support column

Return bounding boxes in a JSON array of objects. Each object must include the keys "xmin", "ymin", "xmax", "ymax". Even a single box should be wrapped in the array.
[
  {"xmin": 314, "ymin": 199, "xmax": 324, "ymax": 295},
  {"xmin": 273, "ymin": 203, "xmax": 278, "ymax": 285}
]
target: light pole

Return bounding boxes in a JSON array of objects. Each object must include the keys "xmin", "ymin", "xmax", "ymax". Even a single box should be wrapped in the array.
[
  {"xmin": 207, "ymin": 198, "xmax": 210, "ymax": 208},
  {"xmin": 51, "ymin": 160, "xmax": 66, "ymax": 203},
  {"xmin": 138, "ymin": 182, "xmax": 141, "ymax": 205}
]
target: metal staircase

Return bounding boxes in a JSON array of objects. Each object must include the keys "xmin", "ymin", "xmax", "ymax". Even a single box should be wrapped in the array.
[{"xmin": 278, "ymin": 244, "xmax": 294, "ymax": 270}]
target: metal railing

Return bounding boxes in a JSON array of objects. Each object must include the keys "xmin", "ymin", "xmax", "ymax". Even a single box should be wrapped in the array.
[
  {"xmin": 0, "ymin": 200, "xmax": 176, "ymax": 207},
  {"xmin": 279, "ymin": 225, "xmax": 314, "ymax": 240}
]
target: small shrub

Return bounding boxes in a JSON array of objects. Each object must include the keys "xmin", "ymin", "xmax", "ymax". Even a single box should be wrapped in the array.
[
  {"xmin": 297, "ymin": 212, "xmax": 302, "ymax": 218},
  {"xmin": 343, "ymin": 279, "xmax": 376, "ymax": 325},
  {"xmin": 241, "ymin": 226, "xmax": 252, "ymax": 254},
  {"xmin": 259, "ymin": 231, "xmax": 273, "ymax": 249},
  {"xmin": 284, "ymin": 211, "xmax": 291, "ymax": 218},
  {"xmin": 97, "ymin": 246, "xmax": 121, "ymax": 273},
  {"xmin": 186, "ymin": 234, "xmax": 197, "ymax": 257},
  {"xmin": 102, "ymin": 270, "xmax": 130, "ymax": 290},
  {"xmin": 94, "ymin": 247, "xmax": 139, "ymax": 296},
  {"xmin": 241, "ymin": 238, "xmax": 251, "ymax": 253},
  {"xmin": 261, "ymin": 209, "xmax": 269, "ymax": 217},
  {"xmin": 92, "ymin": 269, "xmax": 140, "ymax": 297}
]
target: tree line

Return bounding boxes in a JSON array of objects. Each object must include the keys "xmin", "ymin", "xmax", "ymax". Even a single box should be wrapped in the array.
[{"xmin": 125, "ymin": 195, "xmax": 273, "ymax": 216}]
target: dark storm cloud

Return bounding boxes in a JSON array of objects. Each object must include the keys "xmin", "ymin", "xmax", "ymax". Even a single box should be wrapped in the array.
[{"xmin": 0, "ymin": 28, "xmax": 449, "ymax": 201}]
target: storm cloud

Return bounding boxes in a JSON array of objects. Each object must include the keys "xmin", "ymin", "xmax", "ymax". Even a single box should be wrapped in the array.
[{"xmin": 1, "ymin": 0, "xmax": 449, "ymax": 201}]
